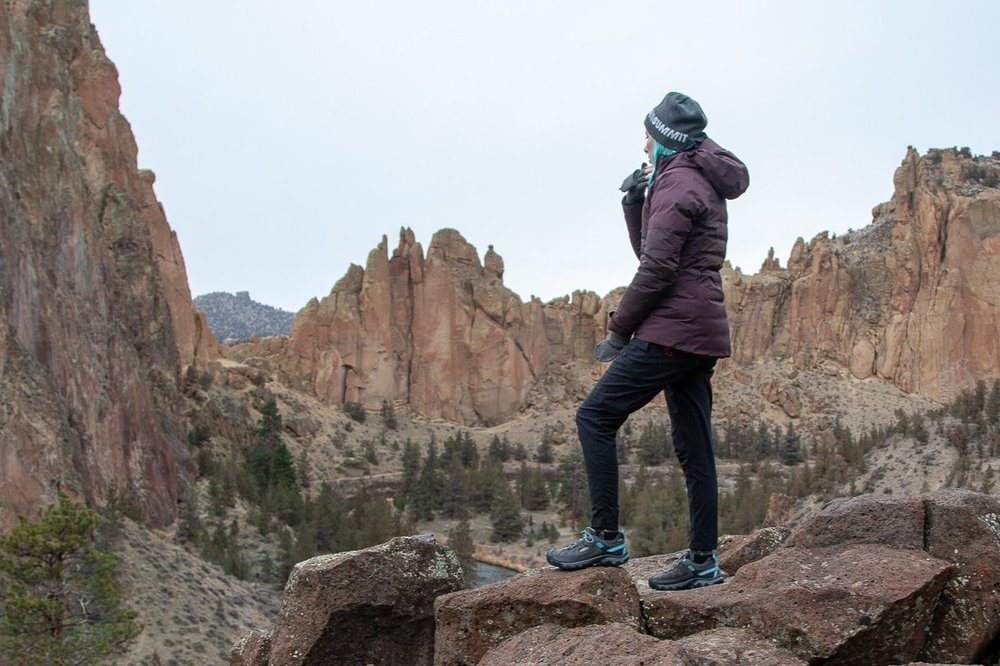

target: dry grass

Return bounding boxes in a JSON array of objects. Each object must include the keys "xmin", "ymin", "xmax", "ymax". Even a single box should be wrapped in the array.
[{"xmin": 113, "ymin": 521, "xmax": 279, "ymax": 666}]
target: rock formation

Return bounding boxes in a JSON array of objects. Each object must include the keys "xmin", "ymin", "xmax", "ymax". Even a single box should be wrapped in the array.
[
  {"xmin": 479, "ymin": 624, "xmax": 805, "ymax": 666},
  {"xmin": 232, "ymin": 229, "xmax": 607, "ymax": 425},
  {"xmin": 725, "ymin": 147, "xmax": 1000, "ymax": 403},
  {"xmin": 232, "ymin": 147, "xmax": 999, "ymax": 425},
  {"xmin": 434, "ymin": 566, "xmax": 642, "ymax": 666},
  {"xmin": 230, "ymin": 535, "xmax": 463, "ymax": 666},
  {"xmin": 235, "ymin": 489, "xmax": 1000, "ymax": 666},
  {"xmin": 0, "ymin": 0, "xmax": 214, "ymax": 526}
]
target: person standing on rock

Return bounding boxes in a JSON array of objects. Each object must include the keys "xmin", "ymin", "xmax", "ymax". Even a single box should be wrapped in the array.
[{"xmin": 546, "ymin": 91, "xmax": 749, "ymax": 591}]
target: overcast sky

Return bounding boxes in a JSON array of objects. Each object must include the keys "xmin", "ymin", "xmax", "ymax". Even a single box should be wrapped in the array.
[{"xmin": 88, "ymin": 1, "xmax": 1000, "ymax": 313}]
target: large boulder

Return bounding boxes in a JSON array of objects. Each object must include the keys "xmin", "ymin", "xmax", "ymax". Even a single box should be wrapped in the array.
[
  {"xmin": 230, "ymin": 629, "xmax": 272, "ymax": 666},
  {"xmin": 478, "ymin": 623, "xmax": 805, "ymax": 666},
  {"xmin": 783, "ymin": 493, "xmax": 926, "ymax": 550},
  {"xmin": 233, "ymin": 535, "xmax": 463, "ymax": 666},
  {"xmin": 785, "ymin": 489, "xmax": 1000, "ymax": 663},
  {"xmin": 917, "ymin": 489, "xmax": 1000, "ymax": 663},
  {"xmin": 638, "ymin": 544, "xmax": 952, "ymax": 665},
  {"xmin": 434, "ymin": 566, "xmax": 641, "ymax": 666},
  {"xmin": 717, "ymin": 526, "xmax": 789, "ymax": 575}
]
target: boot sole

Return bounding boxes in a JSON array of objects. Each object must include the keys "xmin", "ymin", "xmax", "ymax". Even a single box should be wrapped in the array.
[
  {"xmin": 546, "ymin": 553, "xmax": 630, "ymax": 571},
  {"xmin": 648, "ymin": 575, "xmax": 725, "ymax": 591}
]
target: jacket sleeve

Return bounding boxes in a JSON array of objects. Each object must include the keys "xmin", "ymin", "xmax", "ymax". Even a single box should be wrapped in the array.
[
  {"xmin": 623, "ymin": 197, "xmax": 643, "ymax": 260},
  {"xmin": 608, "ymin": 183, "xmax": 701, "ymax": 337}
]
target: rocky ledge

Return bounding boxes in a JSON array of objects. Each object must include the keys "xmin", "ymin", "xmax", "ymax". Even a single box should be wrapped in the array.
[{"xmin": 233, "ymin": 488, "xmax": 1000, "ymax": 665}]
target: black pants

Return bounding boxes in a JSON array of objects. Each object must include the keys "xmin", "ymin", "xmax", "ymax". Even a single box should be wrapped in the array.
[{"xmin": 575, "ymin": 338, "xmax": 719, "ymax": 551}]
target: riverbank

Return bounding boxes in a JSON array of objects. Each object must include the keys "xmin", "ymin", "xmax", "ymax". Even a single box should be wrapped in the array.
[{"xmin": 421, "ymin": 510, "xmax": 565, "ymax": 573}]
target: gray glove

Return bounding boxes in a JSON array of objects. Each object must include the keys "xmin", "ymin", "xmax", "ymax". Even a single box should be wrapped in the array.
[
  {"xmin": 619, "ymin": 164, "xmax": 650, "ymax": 205},
  {"xmin": 594, "ymin": 331, "xmax": 629, "ymax": 362}
]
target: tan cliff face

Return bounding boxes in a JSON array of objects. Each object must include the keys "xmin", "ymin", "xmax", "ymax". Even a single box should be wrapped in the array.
[
  {"xmin": 233, "ymin": 148, "xmax": 1000, "ymax": 425},
  {"xmin": 259, "ymin": 228, "xmax": 607, "ymax": 425},
  {"xmin": 0, "ymin": 1, "xmax": 215, "ymax": 526},
  {"xmin": 725, "ymin": 147, "xmax": 1000, "ymax": 403}
]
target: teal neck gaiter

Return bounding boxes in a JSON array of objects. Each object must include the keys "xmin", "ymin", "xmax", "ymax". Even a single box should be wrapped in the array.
[{"xmin": 650, "ymin": 141, "xmax": 678, "ymax": 185}]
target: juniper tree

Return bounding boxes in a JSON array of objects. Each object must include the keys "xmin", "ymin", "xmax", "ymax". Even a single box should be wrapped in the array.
[
  {"xmin": 489, "ymin": 483, "xmax": 525, "ymax": 543},
  {"xmin": 779, "ymin": 423, "xmax": 804, "ymax": 466},
  {"xmin": 487, "ymin": 434, "xmax": 512, "ymax": 462},
  {"xmin": 535, "ymin": 429, "xmax": 555, "ymax": 464},
  {"xmin": 512, "ymin": 441, "xmax": 528, "ymax": 462},
  {"xmin": 344, "ymin": 487, "xmax": 398, "ymax": 550},
  {"xmin": 554, "ymin": 451, "xmax": 590, "ymax": 531},
  {"xmin": 245, "ymin": 399, "xmax": 297, "ymax": 497},
  {"xmin": 516, "ymin": 463, "xmax": 550, "ymax": 511},
  {"xmin": 637, "ymin": 420, "xmax": 669, "ymax": 466},
  {"xmin": 176, "ymin": 492, "xmax": 203, "ymax": 545},
  {"xmin": 470, "ymin": 458, "xmax": 506, "ymax": 515},
  {"xmin": 313, "ymin": 482, "xmax": 347, "ymax": 554},
  {"xmin": 398, "ymin": 438, "xmax": 421, "ymax": 509},
  {"xmin": 413, "ymin": 436, "xmax": 442, "ymax": 520},
  {"xmin": 447, "ymin": 519, "xmax": 476, "ymax": 584},
  {"xmin": 0, "ymin": 493, "xmax": 141, "ymax": 665},
  {"xmin": 380, "ymin": 400, "xmax": 398, "ymax": 430},
  {"xmin": 441, "ymin": 456, "xmax": 471, "ymax": 519}
]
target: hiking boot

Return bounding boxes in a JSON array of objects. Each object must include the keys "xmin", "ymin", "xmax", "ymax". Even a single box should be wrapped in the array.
[
  {"xmin": 648, "ymin": 551, "xmax": 724, "ymax": 591},
  {"xmin": 546, "ymin": 527, "xmax": 629, "ymax": 571}
]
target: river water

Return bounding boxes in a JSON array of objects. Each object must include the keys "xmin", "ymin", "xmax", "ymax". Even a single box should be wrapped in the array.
[{"xmin": 473, "ymin": 561, "xmax": 518, "ymax": 587}]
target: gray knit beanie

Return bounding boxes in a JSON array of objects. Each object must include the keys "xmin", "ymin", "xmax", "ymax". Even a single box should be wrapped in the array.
[{"xmin": 644, "ymin": 92, "xmax": 707, "ymax": 151}]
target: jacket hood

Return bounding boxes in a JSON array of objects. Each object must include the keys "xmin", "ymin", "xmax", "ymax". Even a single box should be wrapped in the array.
[{"xmin": 669, "ymin": 137, "xmax": 750, "ymax": 200}]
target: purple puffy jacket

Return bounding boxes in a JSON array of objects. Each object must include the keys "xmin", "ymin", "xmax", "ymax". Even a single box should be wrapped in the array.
[{"xmin": 607, "ymin": 138, "xmax": 749, "ymax": 358}]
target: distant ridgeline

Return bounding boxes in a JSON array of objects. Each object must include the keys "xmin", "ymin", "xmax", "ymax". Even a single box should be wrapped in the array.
[{"xmin": 193, "ymin": 291, "xmax": 294, "ymax": 342}]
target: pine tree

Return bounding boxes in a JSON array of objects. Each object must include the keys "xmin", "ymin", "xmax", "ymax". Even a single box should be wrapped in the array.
[
  {"xmin": 296, "ymin": 449, "xmax": 312, "ymax": 489},
  {"xmin": 380, "ymin": 400, "xmax": 398, "ymax": 430},
  {"xmin": 489, "ymin": 483, "xmax": 525, "ymax": 543},
  {"xmin": 624, "ymin": 470, "xmax": 687, "ymax": 557},
  {"xmin": 245, "ymin": 399, "xmax": 297, "ymax": 498},
  {"xmin": 470, "ymin": 459, "xmax": 506, "ymax": 514},
  {"xmin": 535, "ymin": 437, "xmax": 555, "ymax": 464},
  {"xmin": 292, "ymin": 517, "xmax": 317, "ymax": 565},
  {"xmin": 516, "ymin": 463, "xmax": 550, "ymax": 511},
  {"xmin": 512, "ymin": 441, "xmax": 528, "ymax": 462},
  {"xmin": 313, "ymin": 482, "xmax": 347, "ymax": 553},
  {"xmin": 637, "ymin": 421, "xmax": 669, "ymax": 466},
  {"xmin": 447, "ymin": 520, "xmax": 476, "ymax": 585},
  {"xmin": 222, "ymin": 520, "xmax": 248, "ymax": 579},
  {"xmin": 779, "ymin": 424, "xmax": 804, "ymax": 466},
  {"xmin": 459, "ymin": 431, "xmax": 479, "ymax": 469},
  {"xmin": 276, "ymin": 528, "xmax": 295, "ymax": 585},
  {"xmin": 986, "ymin": 379, "xmax": 1000, "ymax": 422},
  {"xmin": 628, "ymin": 484, "xmax": 669, "ymax": 557},
  {"xmin": 346, "ymin": 487, "xmax": 398, "ymax": 550},
  {"xmin": 554, "ymin": 451, "xmax": 590, "ymax": 531},
  {"xmin": 363, "ymin": 439, "xmax": 379, "ymax": 466},
  {"xmin": 414, "ymin": 436, "xmax": 441, "ymax": 520},
  {"xmin": 0, "ymin": 493, "xmax": 142, "ymax": 665},
  {"xmin": 399, "ymin": 439, "xmax": 421, "ymax": 507},
  {"xmin": 487, "ymin": 434, "xmax": 511, "ymax": 462},
  {"xmin": 176, "ymin": 492, "xmax": 203, "ymax": 544},
  {"xmin": 441, "ymin": 456, "xmax": 471, "ymax": 519}
]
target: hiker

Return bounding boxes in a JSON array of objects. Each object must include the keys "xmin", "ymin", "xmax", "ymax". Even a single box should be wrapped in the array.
[{"xmin": 546, "ymin": 92, "xmax": 750, "ymax": 591}]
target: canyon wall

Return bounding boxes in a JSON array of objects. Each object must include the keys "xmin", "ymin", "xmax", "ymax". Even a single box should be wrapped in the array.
[{"xmin": 0, "ymin": 0, "xmax": 214, "ymax": 526}]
